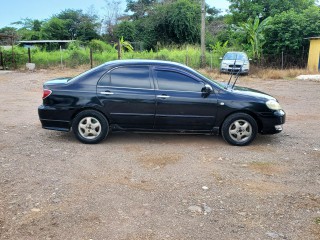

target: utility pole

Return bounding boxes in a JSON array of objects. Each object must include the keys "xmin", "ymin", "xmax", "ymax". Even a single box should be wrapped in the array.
[{"xmin": 200, "ymin": 0, "xmax": 206, "ymax": 68}]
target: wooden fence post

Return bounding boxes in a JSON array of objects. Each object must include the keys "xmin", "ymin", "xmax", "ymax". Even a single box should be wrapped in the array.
[
  {"xmin": 60, "ymin": 45, "xmax": 63, "ymax": 69},
  {"xmin": 90, "ymin": 48, "xmax": 93, "ymax": 69},
  {"xmin": 186, "ymin": 46, "xmax": 189, "ymax": 66},
  {"xmin": 11, "ymin": 45, "xmax": 14, "ymax": 69},
  {"xmin": 28, "ymin": 48, "xmax": 31, "ymax": 63},
  {"xmin": 117, "ymin": 39, "xmax": 121, "ymax": 60},
  {"xmin": 0, "ymin": 52, "xmax": 3, "ymax": 70}
]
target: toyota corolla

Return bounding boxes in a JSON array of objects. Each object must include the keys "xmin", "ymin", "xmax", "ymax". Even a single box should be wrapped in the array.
[{"xmin": 38, "ymin": 60, "xmax": 285, "ymax": 146}]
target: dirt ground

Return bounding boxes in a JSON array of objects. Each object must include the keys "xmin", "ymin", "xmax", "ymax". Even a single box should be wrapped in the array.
[{"xmin": 0, "ymin": 68, "xmax": 319, "ymax": 240}]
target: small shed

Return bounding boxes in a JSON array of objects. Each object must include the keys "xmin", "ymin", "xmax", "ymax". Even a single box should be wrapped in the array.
[{"xmin": 307, "ymin": 37, "xmax": 320, "ymax": 72}]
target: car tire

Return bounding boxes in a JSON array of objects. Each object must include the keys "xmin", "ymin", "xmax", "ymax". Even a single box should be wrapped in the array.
[
  {"xmin": 221, "ymin": 113, "xmax": 258, "ymax": 146},
  {"xmin": 72, "ymin": 110, "xmax": 109, "ymax": 144}
]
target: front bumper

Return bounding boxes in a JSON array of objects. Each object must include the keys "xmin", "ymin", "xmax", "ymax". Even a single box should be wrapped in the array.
[
  {"xmin": 220, "ymin": 67, "xmax": 249, "ymax": 74},
  {"xmin": 258, "ymin": 110, "xmax": 286, "ymax": 134}
]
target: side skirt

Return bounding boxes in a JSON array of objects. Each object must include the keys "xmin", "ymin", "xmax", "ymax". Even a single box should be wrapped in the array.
[{"xmin": 110, "ymin": 124, "xmax": 220, "ymax": 135}]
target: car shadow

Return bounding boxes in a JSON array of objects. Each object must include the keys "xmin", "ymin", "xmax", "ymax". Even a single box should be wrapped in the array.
[
  {"xmin": 44, "ymin": 130, "xmax": 284, "ymax": 147},
  {"xmin": 107, "ymin": 132, "xmax": 223, "ymax": 145}
]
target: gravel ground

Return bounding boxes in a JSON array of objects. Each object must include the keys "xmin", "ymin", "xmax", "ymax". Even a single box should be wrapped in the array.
[{"xmin": 0, "ymin": 69, "xmax": 319, "ymax": 240}]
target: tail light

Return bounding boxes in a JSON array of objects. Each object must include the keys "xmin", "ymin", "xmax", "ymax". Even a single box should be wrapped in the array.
[{"xmin": 42, "ymin": 89, "xmax": 52, "ymax": 99}]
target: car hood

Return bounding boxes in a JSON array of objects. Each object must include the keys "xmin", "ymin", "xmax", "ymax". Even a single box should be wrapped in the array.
[{"xmin": 220, "ymin": 83, "xmax": 276, "ymax": 101}]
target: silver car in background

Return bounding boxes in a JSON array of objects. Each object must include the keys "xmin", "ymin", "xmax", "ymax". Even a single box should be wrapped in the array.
[{"xmin": 220, "ymin": 52, "xmax": 250, "ymax": 75}]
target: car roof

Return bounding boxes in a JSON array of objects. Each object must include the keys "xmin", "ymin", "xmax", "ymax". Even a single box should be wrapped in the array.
[
  {"xmin": 102, "ymin": 59, "xmax": 187, "ymax": 68},
  {"xmin": 225, "ymin": 51, "xmax": 247, "ymax": 55}
]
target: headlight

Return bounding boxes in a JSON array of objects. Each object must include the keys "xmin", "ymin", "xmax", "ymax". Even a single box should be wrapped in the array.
[{"xmin": 266, "ymin": 100, "xmax": 282, "ymax": 110}]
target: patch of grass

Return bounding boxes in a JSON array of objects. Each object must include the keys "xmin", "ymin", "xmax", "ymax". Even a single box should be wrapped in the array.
[
  {"xmin": 248, "ymin": 161, "xmax": 284, "ymax": 175},
  {"xmin": 238, "ymin": 180, "xmax": 286, "ymax": 195},
  {"xmin": 251, "ymin": 67, "xmax": 317, "ymax": 79},
  {"xmin": 315, "ymin": 217, "xmax": 320, "ymax": 224},
  {"xmin": 211, "ymin": 172, "xmax": 224, "ymax": 182},
  {"xmin": 137, "ymin": 153, "xmax": 182, "ymax": 169}
]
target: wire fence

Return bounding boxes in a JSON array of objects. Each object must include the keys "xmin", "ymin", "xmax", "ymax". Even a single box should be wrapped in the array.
[
  {"xmin": 257, "ymin": 51, "xmax": 308, "ymax": 69},
  {"xmin": 0, "ymin": 47, "xmax": 310, "ymax": 71}
]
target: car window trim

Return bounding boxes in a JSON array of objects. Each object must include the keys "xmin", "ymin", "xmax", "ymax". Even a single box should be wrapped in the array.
[
  {"xmin": 155, "ymin": 89, "xmax": 203, "ymax": 94},
  {"xmin": 97, "ymin": 85, "xmax": 155, "ymax": 91},
  {"xmin": 153, "ymin": 66, "xmax": 204, "ymax": 83}
]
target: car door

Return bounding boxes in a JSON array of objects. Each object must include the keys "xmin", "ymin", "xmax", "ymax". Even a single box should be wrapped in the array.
[
  {"xmin": 97, "ymin": 65, "xmax": 155, "ymax": 129},
  {"xmin": 153, "ymin": 67, "xmax": 218, "ymax": 131}
]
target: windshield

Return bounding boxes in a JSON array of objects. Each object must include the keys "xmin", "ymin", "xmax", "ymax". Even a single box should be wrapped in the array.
[{"xmin": 223, "ymin": 53, "xmax": 247, "ymax": 61}]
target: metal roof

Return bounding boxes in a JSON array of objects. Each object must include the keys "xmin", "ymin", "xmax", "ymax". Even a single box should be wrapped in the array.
[
  {"xmin": 306, "ymin": 37, "xmax": 320, "ymax": 40},
  {"xmin": 18, "ymin": 40, "xmax": 74, "ymax": 44}
]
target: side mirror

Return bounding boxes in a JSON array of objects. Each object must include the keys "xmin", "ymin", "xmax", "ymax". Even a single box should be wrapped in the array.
[
  {"xmin": 201, "ymin": 84, "xmax": 213, "ymax": 98},
  {"xmin": 219, "ymin": 57, "xmax": 223, "ymax": 60}
]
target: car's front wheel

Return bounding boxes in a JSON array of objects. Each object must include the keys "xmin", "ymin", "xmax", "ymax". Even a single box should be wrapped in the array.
[
  {"xmin": 221, "ymin": 113, "xmax": 258, "ymax": 146},
  {"xmin": 72, "ymin": 110, "xmax": 109, "ymax": 144}
]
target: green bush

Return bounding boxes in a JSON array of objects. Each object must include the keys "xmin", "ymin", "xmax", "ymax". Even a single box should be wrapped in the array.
[
  {"xmin": 67, "ymin": 41, "xmax": 82, "ymax": 51},
  {"xmin": 89, "ymin": 39, "xmax": 116, "ymax": 53},
  {"xmin": 67, "ymin": 49, "xmax": 89, "ymax": 68}
]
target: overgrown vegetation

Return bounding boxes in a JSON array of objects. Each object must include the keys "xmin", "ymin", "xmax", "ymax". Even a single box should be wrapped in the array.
[
  {"xmin": 1, "ymin": 44, "xmax": 222, "ymax": 69},
  {"xmin": 1, "ymin": 0, "xmax": 320, "ymax": 69}
]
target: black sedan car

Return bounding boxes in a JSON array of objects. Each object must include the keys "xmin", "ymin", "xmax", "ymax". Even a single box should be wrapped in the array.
[{"xmin": 38, "ymin": 60, "xmax": 285, "ymax": 146}]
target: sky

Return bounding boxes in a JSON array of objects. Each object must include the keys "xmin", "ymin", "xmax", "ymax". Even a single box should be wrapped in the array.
[{"xmin": 0, "ymin": 0, "xmax": 230, "ymax": 29}]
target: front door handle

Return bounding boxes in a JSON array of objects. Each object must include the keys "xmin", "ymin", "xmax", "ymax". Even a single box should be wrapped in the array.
[
  {"xmin": 100, "ymin": 91, "xmax": 114, "ymax": 95},
  {"xmin": 156, "ymin": 95, "xmax": 170, "ymax": 99}
]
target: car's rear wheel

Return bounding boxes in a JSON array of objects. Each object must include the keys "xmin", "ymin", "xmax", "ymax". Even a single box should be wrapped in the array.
[
  {"xmin": 72, "ymin": 110, "xmax": 109, "ymax": 144},
  {"xmin": 221, "ymin": 113, "xmax": 257, "ymax": 146}
]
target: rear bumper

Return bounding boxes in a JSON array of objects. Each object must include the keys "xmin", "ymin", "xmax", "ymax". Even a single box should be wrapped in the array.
[
  {"xmin": 38, "ymin": 105, "xmax": 72, "ymax": 132},
  {"xmin": 258, "ymin": 110, "xmax": 286, "ymax": 134}
]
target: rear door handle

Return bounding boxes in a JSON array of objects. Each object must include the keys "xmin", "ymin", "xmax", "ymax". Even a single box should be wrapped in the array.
[
  {"xmin": 156, "ymin": 95, "xmax": 170, "ymax": 99},
  {"xmin": 100, "ymin": 91, "xmax": 114, "ymax": 95}
]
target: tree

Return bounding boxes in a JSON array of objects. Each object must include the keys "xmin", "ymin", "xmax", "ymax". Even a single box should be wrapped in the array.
[
  {"xmin": 104, "ymin": 0, "xmax": 123, "ymax": 38},
  {"xmin": 12, "ymin": 18, "xmax": 42, "ymax": 31},
  {"xmin": 10, "ymin": 18, "xmax": 43, "ymax": 40},
  {"xmin": 206, "ymin": 5, "xmax": 222, "ymax": 23},
  {"xmin": 0, "ymin": 27, "xmax": 17, "ymax": 45},
  {"xmin": 153, "ymin": 0, "xmax": 201, "ymax": 45},
  {"xmin": 239, "ymin": 16, "xmax": 271, "ymax": 59},
  {"xmin": 131, "ymin": 18, "xmax": 158, "ymax": 49},
  {"xmin": 41, "ymin": 18, "xmax": 70, "ymax": 40},
  {"xmin": 0, "ymin": 27, "xmax": 17, "ymax": 35},
  {"xmin": 302, "ymin": 6, "xmax": 320, "ymax": 38},
  {"xmin": 55, "ymin": 9, "xmax": 100, "ymax": 41},
  {"xmin": 116, "ymin": 0, "xmax": 203, "ymax": 49},
  {"xmin": 264, "ymin": 6, "xmax": 320, "ymax": 55},
  {"xmin": 114, "ymin": 21, "xmax": 135, "ymax": 41},
  {"xmin": 125, "ymin": 0, "xmax": 157, "ymax": 19},
  {"xmin": 228, "ymin": 0, "xmax": 315, "ymax": 23}
]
